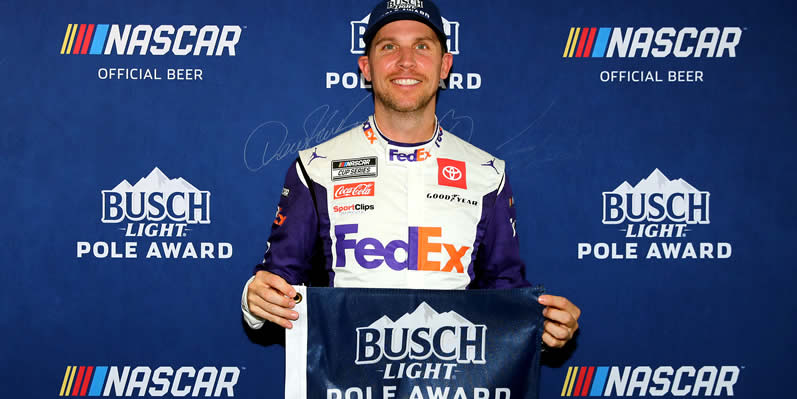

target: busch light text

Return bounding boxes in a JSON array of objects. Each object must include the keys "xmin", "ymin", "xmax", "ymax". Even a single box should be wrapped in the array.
[
  {"xmin": 102, "ymin": 190, "xmax": 211, "ymax": 224},
  {"xmin": 356, "ymin": 325, "xmax": 487, "ymax": 365},
  {"xmin": 602, "ymin": 191, "xmax": 709, "ymax": 225}
]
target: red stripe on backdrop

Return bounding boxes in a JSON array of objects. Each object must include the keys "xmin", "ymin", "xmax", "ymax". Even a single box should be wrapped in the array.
[
  {"xmin": 573, "ymin": 366, "xmax": 587, "ymax": 396},
  {"xmin": 79, "ymin": 366, "xmax": 94, "ymax": 396},
  {"xmin": 71, "ymin": 366, "xmax": 86, "ymax": 396},
  {"xmin": 583, "ymin": 28, "xmax": 597, "ymax": 57},
  {"xmin": 72, "ymin": 24, "xmax": 86, "ymax": 55},
  {"xmin": 80, "ymin": 24, "xmax": 95, "ymax": 54},
  {"xmin": 581, "ymin": 366, "xmax": 596, "ymax": 396},
  {"xmin": 575, "ymin": 27, "xmax": 589, "ymax": 57}
]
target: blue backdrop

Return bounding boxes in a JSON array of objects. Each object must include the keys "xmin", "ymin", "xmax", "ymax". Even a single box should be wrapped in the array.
[{"xmin": 1, "ymin": 0, "xmax": 795, "ymax": 398}]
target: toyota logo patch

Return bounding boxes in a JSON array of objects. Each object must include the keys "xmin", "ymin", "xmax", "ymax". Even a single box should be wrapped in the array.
[
  {"xmin": 442, "ymin": 165, "xmax": 462, "ymax": 181},
  {"xmin": 437, "ymin": 158, "xmax": 467, "ymax": 189}
]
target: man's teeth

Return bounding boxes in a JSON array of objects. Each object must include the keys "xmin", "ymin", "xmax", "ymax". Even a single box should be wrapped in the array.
[{"xmin": 393, "ymin": 79, "xmax": 420, "ymax": 85}]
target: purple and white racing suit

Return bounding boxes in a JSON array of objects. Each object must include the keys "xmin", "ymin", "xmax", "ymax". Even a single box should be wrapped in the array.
[{"xmin": 242, "ymin": 115, "xmax": 530, "ymax": 328}]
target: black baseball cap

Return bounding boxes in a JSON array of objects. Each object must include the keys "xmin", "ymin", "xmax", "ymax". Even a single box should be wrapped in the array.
[{"xmin": 363, "ymin": 0, "xmax": 448, "ymax": 53}]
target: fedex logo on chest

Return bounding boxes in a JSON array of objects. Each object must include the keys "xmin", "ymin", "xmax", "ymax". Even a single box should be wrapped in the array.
[
  {"xmin": 334, "ymin": 224, "xmax": 469, "ymax": 273},
  {"xmin": 388, "ymin": 148, "xmax": 431, "ymax": 162}
]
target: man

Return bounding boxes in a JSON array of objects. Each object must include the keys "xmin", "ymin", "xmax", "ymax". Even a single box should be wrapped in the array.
[{"xmin": 242, "ymin": 0, "xmax": 580, "ymax": 349}]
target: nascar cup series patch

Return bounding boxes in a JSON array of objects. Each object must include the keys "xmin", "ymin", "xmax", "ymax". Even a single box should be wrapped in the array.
[
  {"xmin": 286, "ymin": 287, "xmax": 544, "ymax": 399},
  {"xmin": 332, "ymin": 157, "xmax": 378, "ymax": 181}
]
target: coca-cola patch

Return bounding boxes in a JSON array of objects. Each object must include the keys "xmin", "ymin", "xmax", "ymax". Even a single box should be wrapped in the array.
[{"xmin": 333, "ymin": 182, "xmax": 375, "ymax": 200}]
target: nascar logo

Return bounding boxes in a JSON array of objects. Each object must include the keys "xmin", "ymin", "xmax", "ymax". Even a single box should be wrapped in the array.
[
  {"xmin": 562, "ymin": 27, "xmax": 742, "ymax": 58},
  {"xmin": 336, "ymin": 160, "xmax": 372, "ymax": 168},
  {"xmin": 59, "ymin": 365, "xmax": 240, "ymax": 397},
  {"xmin": 561, "ymin": 366, "xmax": 740, "ymax": 397},
  {"xmin": 60, "ymin": 24, "xmax": 242, "ymax": 56}
]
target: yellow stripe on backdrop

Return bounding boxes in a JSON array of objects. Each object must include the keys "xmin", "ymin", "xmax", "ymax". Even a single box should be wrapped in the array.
[
  {"xmin": 60, "ymin": 24, "xmax": 73, "ymax": 54},
  {"xmin": 59, "ymin": 366, "xmax": 72, "ymax": 396},
  {"xmin": 66, "ymin": 24, "xmax": 78, "ymax": 55},
  {"xmin": 567, "ymin": 366, "xmax": 579, "ymax": 396},
  {"xmin": 568, "ymin": 28, "xmax": 581, "ymax": 58},
  {"xmin": 563, "ymin": 27, "xmax": 576, "ymax": 58},
  {"xmin": 561, "ymin": 366, "xmax": 574, "ymax": 396},
  {"xmin": 64, "ymin": 365, "xmax": 77, "ymax": 396}
]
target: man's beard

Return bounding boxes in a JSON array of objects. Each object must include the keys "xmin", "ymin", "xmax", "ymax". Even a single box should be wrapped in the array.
[{"xmin": 373, "ymin": 84, "xmax": 436, "ymax": 113}]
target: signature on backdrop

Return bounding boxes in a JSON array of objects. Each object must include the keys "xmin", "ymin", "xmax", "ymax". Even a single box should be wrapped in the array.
[{"xmin": 243, "ymin": 95, "xmax": 581, "ymax": 172}]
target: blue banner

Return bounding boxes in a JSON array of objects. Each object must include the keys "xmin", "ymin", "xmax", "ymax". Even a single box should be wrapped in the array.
[{"xmin": 286, "ymin": 287, "xmax": 544, "ymax": 399}]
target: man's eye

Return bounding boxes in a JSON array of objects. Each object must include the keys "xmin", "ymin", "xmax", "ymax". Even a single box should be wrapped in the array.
[
  {"xmin": 416, "ymin": 43, "xmax": 428, "ymax": 49},
  {"xmin": 383, "ymin": 43, "xmax": 395, "ymax": 50}
]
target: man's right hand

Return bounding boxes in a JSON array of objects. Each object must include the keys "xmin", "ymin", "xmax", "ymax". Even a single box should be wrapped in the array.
[{"xmin": 246, "ymin": 270, "xmax": 299, "ymax": 329}]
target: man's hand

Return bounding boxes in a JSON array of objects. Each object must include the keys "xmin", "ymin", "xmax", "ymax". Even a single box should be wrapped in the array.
[
  {"xmin": 246, "ymin": 270, "xmax": 299, "ymax": 329},
  {"xmin": 538, "ymin": 295, "xmax": 581, "ymax": 348}
]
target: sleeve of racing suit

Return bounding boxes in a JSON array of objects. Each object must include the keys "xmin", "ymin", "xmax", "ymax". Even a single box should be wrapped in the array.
[
  {"xmin": 468, "ymin": 173, "xmax": 532, "ymax": 289},
  {"xmin": 241, "ymin": 159, "xmax": 319, "ymax": 329}
]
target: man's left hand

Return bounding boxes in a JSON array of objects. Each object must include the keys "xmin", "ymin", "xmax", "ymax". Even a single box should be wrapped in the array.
[{"xmin": 538, "ymin": 295, "xmax": 581, "ymax": 348}]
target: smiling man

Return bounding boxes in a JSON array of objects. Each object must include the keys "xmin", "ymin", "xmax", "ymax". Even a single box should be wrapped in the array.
[
  {"xmin": 242, "ymin": 0, "xmax": 581, "ymax": 350},
  {"xmin": 359, "ymin": 18, "xmax": 451, "ymax": 141}
]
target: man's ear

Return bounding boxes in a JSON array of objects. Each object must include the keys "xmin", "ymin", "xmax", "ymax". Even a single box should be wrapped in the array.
[
  {"xmin": 439, "ymin": 52, "xmax": 453, "ymax": 80},
  {"xmin": 358, "ymin": 56, "xmax": 371, "ymax": 82}
]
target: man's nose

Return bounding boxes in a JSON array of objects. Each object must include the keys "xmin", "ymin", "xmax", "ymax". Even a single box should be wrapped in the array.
[{"xmin": 397, "ymin": 47, "xmax": 416, "ymax": 69}]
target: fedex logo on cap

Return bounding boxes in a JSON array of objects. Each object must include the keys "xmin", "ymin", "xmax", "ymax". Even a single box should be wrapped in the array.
[
  {"xmin": 334, "ymin": 224, "xmax": 469, "ymax": 273},
  {"xmin": 389, "ymin": 148, "xmax": 431, "ymax": 162}
]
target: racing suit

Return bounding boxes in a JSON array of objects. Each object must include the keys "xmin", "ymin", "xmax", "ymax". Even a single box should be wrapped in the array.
[{"xmin": 242, "ymin": 115, "xmax": 530, "ymax": 329}]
